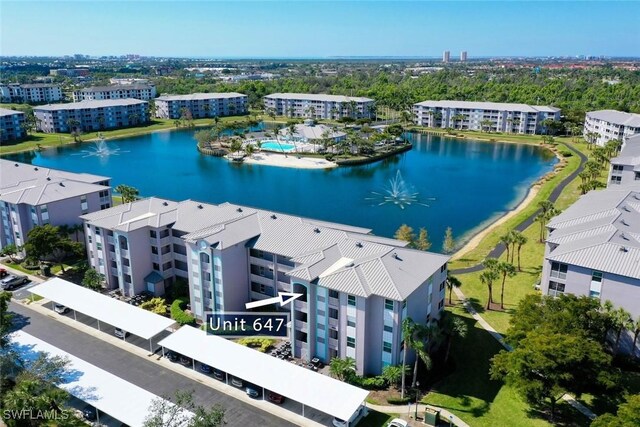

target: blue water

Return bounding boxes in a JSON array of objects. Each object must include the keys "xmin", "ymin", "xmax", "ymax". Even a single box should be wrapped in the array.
[
  {"xmin": 260, "ymin": 141, "xmax": 296, "ymax": 152},
  {"xmin": 6, "ymin": 129, "xmax": 556, "ymax": 249}
]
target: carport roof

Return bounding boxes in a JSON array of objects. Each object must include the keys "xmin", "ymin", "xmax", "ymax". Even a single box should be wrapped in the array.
[
  {"xmin": 29, "ymin": 278, "xmax": 176, "ymax": 340},
  {"xmin": 10, "ymin": 330, "xmax": 192, "ymax": 426},
  {"xmin": 158, "ymin": 326, "xmax": 369, "ymax": 421}
]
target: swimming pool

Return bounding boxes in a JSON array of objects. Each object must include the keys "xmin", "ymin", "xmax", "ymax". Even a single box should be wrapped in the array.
[{"xmin": 260, "ymin": 140, "xmax": 296, "ymax": 152}]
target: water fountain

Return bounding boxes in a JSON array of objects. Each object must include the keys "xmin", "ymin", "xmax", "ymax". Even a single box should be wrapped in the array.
[
  {"xmin": 367, "ymin": 170, "xmax": 435, "ymax": 209},
  {"xmin": 74, "ymin": 135, "xmax": 126, "ymax": 158}
]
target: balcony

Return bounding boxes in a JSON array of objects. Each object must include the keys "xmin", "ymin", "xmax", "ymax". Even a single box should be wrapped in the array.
[
  {"xmin": 328, "ymin": 338, "xmax": 339, "ymax": 348},
  {"xmin": 294, "ymin": 319, "xmax": 308, "ymax": 331},
  {"xmin": 294, "ymin": 300, "xmax": 308, "ymax": 312},
  {"xmin": 328, "ymin": 297, "xmax": 339, "ymax": 307},
  {"xmin": 107, "ymin": 236, "xmax": 114, "ymax": 244},
  {"xmin": 251, "ymin": 273, "xmax": 274, "ymax": 285},
  {"xmin": 295, "ymin": 339, "xmax": 308, "ymax": 350}
]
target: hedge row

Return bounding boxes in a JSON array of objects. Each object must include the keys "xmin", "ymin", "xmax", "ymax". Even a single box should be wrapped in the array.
[{"xmin": 170, "ymin": 298, "xmax": 196, "ymax": 326}]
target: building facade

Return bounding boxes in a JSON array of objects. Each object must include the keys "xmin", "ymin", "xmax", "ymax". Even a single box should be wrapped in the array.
[
  {"xmin": 584, "ymin": 110, "xmax": 640, "ymax": 146},
  {"xmin": 608, "ymin": 134, "xmax": 640, "ymax": 186},
  {"xmin": 0, "ymin": 84, "xmax": 63, "ymax": 104},
  {"xmin": 0, "ymin": 108, "xmax": 25, "ymax": 142},
  {"xmin": 413, "ymin": 100, "xmax": 561, "ymax": 134},
  {"xmin": 81, "ymin": 198, "xmax": 449, "ymax": 375},
  {"xmin": 0, "ymin": 160, "xmax": 111, "ymax": 251},
  {"xmin": 541, "ymin": 186, "xmax": 640, "ymax": 320},
  {"xmin": 264, "ymin": 93, "xmax": 375, "ymax": 120},
  {"xmin": 34, "ymin": 99, "xmax": 149, "ymax": 133},
  {"xmin": 155, "ymin": 93, "xmax": 248, "ymax": 119},
  {"xmin": 72, "ymin": 84, "xmax": 156, "ymax": 102}
]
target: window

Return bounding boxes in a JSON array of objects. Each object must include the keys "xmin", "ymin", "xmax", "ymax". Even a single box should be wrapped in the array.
[
  {"xmin": 384, "ymin": 299, "xmax": 394, "ymax": 310},
  {"xmin": 590, "ymin": 271, "xmax": 603, "ymax": 298},
  {"xmin": 317, "ymin": 294, "xmax": 326, "ymax": 303},
  {"xmin": 200, "ymin": 252, "xmax": 210, "ymax": 264},
  {"xmin": 94, "ymin": 227, "xmax": 101, "ymax": 235},
  {"xmin": 159, "ymin": 229, "xmax": 170, "ymax": 238},
  {"xmin": 162, "ymin": 261, "xmax": 172, "ymax": 271},
  {"xmin": 329, "ymin": 290, "xmax": 339, "ymax": 298},
  {"xmin": 40, "ymin": 205, "xmax": 49, "ymax": 222},
  {"xmin": 439, "ymin": 280, "xmax": 446, "ymax": 291},
  {"xmin": 440, "ymin": 263, "xmax": 447, "ymax": 273},
  {"xmin": 161, "ymin": 245, "xmax": 171, "ymax": 255},
  {"xmin": 317, "ymin": 308, "xmax": 326, "ymax": 317},
  {"xmin": 383, "ymin": 341, "xmax": 392, "ymax": 353},
  {"xmin": 610, "ymin": 176, "xmax": 622, "ymax": 185},
  {"xmin": 173, "ymin": 244, "xmax": 187, "ymax": 255},
  {"xmin": 175, "ymin": 260, "xmax": 188, "ymax": 272},
  {"xmin": 612, "ymin": 164, "xmax": 624, "ymax": 172},
  {"xmin": 329, "ymin": 308, "xmax": 338, "ymax": 319},
  {"xmin": 347, "ymin": 316, "xmax": 356, "ymax": 328},
  {"xmin": 151, "ymin": 246, "xmax": 158, "ymax": 255},
  {"xmin": 329, "ymin": 329, "xmax": 338, "ymax": 339},
  {"xmin": 251, "ymin": 282, "xmax": 275, "ymax": 296},
  {"xmin": 438, "ymin": 299, "xmax": 444, "ymax": 310},
  {"xmin": 384, "ymin": 325, "xmax": 393, "ymax": 333},
  {"xmin": 635, "ymin": 172, "xmax": 640, "ymax": 181},
  {"xmin": 347, "ymin": 337, "xmax": 356, "ymax": 348},
  {"xmin": 317, "ymin": 336, "xmax": 325, "ymax": 344},
  {"xmin": 149, "ymin": 230, "xmax": 157, "ymax": 238},
  {"xmin": 152, "ymin": 262, "xmax": 160, "ymax": 271},
  {"xmin": 80, "ymin": 195, "xmax": 88, "ymax": 212},
  {"xmin": 548, "ymin": 281, "xmax": 565, "ymax": 297},
  {"xmin": 550, "ymin": 262, "xmax": 568, "ymax": 280},
  {"xmin": 96, "ymin": 243, "xmax": 102, "ymax": 251},
  {"xmin": 317, "ymin": 323, "xmax": 325, "ymax": 330},
  {"xmin": 347, "ymin": 295, "xmax": 356, "ymax": 306}
]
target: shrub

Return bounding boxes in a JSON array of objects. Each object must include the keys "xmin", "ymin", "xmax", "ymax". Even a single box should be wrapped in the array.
[
  {"xmin": 386, "ymin": 396, "xmax": 411, "ymax": 405},
  {"xmin": 348, "ymin": 375, "xmax": 387, "ymax": 390},
  {"xmin": 560, "ymin": 150, "xmax": 573, "ymax": 157},
  {"xmin": 170, "ymin": 298, "xmax": 196, "ymax": 325},
  {"xmin": 140, "ymin": 297, "xmax": 168, "ymax": 316},
  {"xmin": 236, "ymin": 338, "xmax": 276, "ymax": 352}
]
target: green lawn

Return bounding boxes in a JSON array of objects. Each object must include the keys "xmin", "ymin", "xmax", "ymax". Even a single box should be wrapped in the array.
[
  {"xmin": 3, "ymin": 261, "xmax": 35, "ymax": 275},
  {"xmin": 358, "ymin": 410, "xmax": 395, "ymax": 427}
]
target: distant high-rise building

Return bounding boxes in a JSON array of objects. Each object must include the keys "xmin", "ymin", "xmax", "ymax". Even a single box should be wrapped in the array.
[
  {"xmin": 442, "ymin": 51, "xmax": 450, "ymax": 63},
  {"xmin": 460, "ymin": 51, "xmax": 468, "ymax": 62}
]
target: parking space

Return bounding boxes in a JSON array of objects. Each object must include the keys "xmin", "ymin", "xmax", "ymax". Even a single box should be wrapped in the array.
[{"xmin": 8, "ymin": 279, "xmax": 38, "ymax": 300}]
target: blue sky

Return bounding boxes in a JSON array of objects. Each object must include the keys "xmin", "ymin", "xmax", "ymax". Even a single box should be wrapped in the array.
[{"xmin": 1, "ymin": 1, "xmax": 639, "ymax": 58}]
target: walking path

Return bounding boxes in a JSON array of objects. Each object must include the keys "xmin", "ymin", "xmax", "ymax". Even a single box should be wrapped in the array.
[
  {"xmin": 368, "ymin": 402, "xmax": 470, "ymax": 427},
  {"xmin": 451, "ymin": 142, "xmax": 588, "ymax": 275},
  {"xmin": 453, "ymin": 287, "xmax": 596, "ymax": 420}
]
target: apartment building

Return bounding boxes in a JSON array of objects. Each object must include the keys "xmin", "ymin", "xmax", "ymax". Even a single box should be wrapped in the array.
[
  {"xmin": 34, "ymin": 99, "xmax": 149, "ymax": 133},
  {"xmin": 0, "ymin": 160, "xmax": 111, "ymax": 250},
  {"xmin": 0, "ymin": 84, "xmax": 63, "ymax": 104},
  {"xmin": 584, "ymin": 110, "xmax": 640, "ymax": 146},
  {"xmin": 81, "ymin": 198, "xmax": 449, "ymax": 375},
  {"xmin": 413, "ymin": 100, "xmax": 561, "ymax": 134},
  {"xmin": 541, "ymin": 186, "xmax": 640, "ymax": 319},
  {"xmin": 264, "ymin": 93, "xmax": 375, "ymax": 120},
  {"xmin": 0, "ymin": 108, "xmax": 25, "ymax": 142},
  {"xmin": 608, "ymin": 134, "xmax": 640, "ymax": 186},
  {"xmin": 72, "ymin": 84, "xmax": 156, "ymax": 102},
  {"xmin": 155, "ymin": 93, "xmax": 248, "ymax": 119}
]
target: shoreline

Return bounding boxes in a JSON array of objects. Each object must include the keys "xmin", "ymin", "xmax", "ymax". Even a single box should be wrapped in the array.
[{"xmin": 234, "ymin": 152, "xmax": 338, "ymax": 169}]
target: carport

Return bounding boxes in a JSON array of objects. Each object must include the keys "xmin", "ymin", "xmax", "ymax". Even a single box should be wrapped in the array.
[
  {"xmin": 10, "ymin": 330, "xmax": 192, "ymax": 426},
  {"xmin": 29, "ymin": 278, "xmax": 176, "ymax": 353},
  {"xmin": 158, "ymin": 325, "xmax": 369, "ymax": 424}
]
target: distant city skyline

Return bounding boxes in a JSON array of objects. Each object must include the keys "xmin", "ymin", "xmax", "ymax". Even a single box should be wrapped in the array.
[{"xmin": 1, "ymin": 1, "xmax": 639, "ymax": 58}]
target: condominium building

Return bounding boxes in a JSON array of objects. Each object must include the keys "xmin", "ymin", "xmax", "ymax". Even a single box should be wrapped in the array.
[
  {"xmin": 584, "ymin": 110, "xmax": 640, "ymax": 146},
  {"xmin": 0, "ymin": 108, "xmax": 25, "ymax": 142},
  {"xmin": 443, "ymin": 51, "xmax": 450, "ymax": 63},
  {"xmin": 460, "ymin": 51, "xmax": 468, "ymax": 62},
  {"xmin": 541, "ymin": 185, "xmax": 640, "ymax": 319},
  {"xmin": 609, "ymin": 134, "xmax": 640, "ymax": 186},
  {"xmin": 81, "ymin": 198, "xmax": 449, "ymax": 375},
  {"xmin": 72, "ymin": 84, "xmax": 156, "ymax": 102},
  {"xmin": 34, "ymin": 99, "xmax": 149, "ymax": 133},
  {"xmin": 413, "ymin": 100, "xmax": 561, "ymax": 134},
  {"xmin": 0, "ymin": 84, "xmax": 63, "ymax": 104},
  {"xmin": 0, "ymin": 160, "xmax": 111, "ymax": 250},
  {"xmin": 155, "ymin": 93, "xmax": 248, "ymax": 119},
  {"xmin": 264, "ymin": 93, "xmax": 375, "ymax": 120}
]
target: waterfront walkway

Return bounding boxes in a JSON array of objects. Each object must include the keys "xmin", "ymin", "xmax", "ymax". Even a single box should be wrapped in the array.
[{"xmin": 450, "ymin": 141, "xmax": 587, "ymax": 275}]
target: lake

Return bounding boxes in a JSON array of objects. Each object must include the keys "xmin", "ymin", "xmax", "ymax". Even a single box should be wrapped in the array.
[{"xmin": 6, "ymin": 129, "xmax": 557, "ymax": 250}]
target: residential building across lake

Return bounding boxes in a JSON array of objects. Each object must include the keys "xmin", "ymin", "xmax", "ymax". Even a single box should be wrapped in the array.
[
  {"xmin": 584, "ymin": 110, "xmax": 640, "ymax": 146},
  {"xmin": 72, "ymin": 84, "xmax": 156, "ymax": 102},
  {"xmin": 264, "ymin": 93, "xmax": 375, "ymax": 120},
  {"xmin": 0, "ymin": 83, "xmax": 63, "ymax": 104},
  {"xmin": 154, "ymin": 93, "xmax": 248, "ymax": 119},
  {"xmin": 0, "ymin": 108, "xmax": 25, "ymax": 142}
]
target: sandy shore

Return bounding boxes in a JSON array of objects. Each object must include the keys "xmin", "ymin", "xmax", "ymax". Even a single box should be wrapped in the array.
[
  {"xmin": 450, "ymin": 184, "xmax": 540, "ymax": 261},
  {"xmin": 236, "ymin": 152, "xmax": 338, "ymax": 169}
]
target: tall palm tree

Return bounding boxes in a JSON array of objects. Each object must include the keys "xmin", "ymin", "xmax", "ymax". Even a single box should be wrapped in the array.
[
  {"xmin": 446, "ymin": 273, "xmax": 462, "ymax": 305},
  {"xmin": 480, "ymin": 267, "xmax": 500, "ymax": 310},
  {"xmin": 480, "ymin": 119, "xmax": 493, "ymax": 133},
  {"xmin": 499, "ymin": 232, "xmax": 515, "ymax": 264},
  {"xmin": 631, "ymin": 316, "xmax": 640, "ymax": 358},
  {"xmin": 611, "ymin": 308, "xmax": 633, "ymax": 352},
  {"xmin": 400, "ymin": 318, "xmax": 416, "ymax": 399},
  {"xmin": 452, "ymin": 114, "xmax": 465, "ymax": 130},
  {"xmin": 439, "ymin": 311, "xmax": 468, "ymax": 364},
  {"xmin": 511, "ymin": 231, "xmax": 528, "ymax": 271},
  {"xmin": 496, "ymin": 261, "xmax": 517, "ymax": 310}
]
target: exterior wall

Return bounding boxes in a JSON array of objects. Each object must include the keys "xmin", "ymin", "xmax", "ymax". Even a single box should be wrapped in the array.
[
  {"xmin": 607, "ymin": 163, "xmax": 639, "ymax": 186},
  {"xmin": 0, "ymin": 85, "xmax": 62, "ymax": 104},
  {"xmin": 583, "ymin": 113, "xmax": 640, "ymax": 146},
  {"xmin": 218, "ymin": 242, "xmax": 251, "ymax": 312},
  {"xmin": 73, "ymin": 86, "xmax": 156, "ymax": 102},
  {"xmin": 155, "ymin": 95, "xmax": 248, "ymax": 119},
  {"xmin": 413, "ymin": 103, "xmax": 560, "ymax": 135},
  {"xmin": 0, "ymin": 110, "xmax": 26, "ymax": 141},
  {"xmin": 264, "ymin": 96, "xmax": 375, "ymax": 120},
  {"xmin": 34, "ymin": 102, "xmax": 149, "ymax": 133}
]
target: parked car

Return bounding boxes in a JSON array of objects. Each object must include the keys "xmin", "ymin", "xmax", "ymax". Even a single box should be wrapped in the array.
[
  {"xmin": 0, "ymin": 274, "xmax": 28, "ymax": 290},
  {"xmin": 53, "ymin": 304, "xmax": 69, "ymax": 314},
  {"xmin": 212, "ymin": 370, "xmax": 225, "ymax": 381},
  {"xmin": 230, "ymin": 377, "xmax": 243, "ymax": 388},
  {"xmin": 114, "ymin": 328, "xmax": 129, "ymax": 339},
  {"xmin": 246, "ymin": 387, "xmax": 260, "ymax": 399},
  {"xmin": 199, "ymin": 363, "xmax": 212, "ymax": 374},
  {"xmin": 82, "ymin": 405, "xmax": 97, "ymax": 421},
  {"xmin": 332, "ymin": 418, "xmax": 348, "ymax": 427},
  {"xmin": 387, "ymin": 419, "xmax": 408, "ymax": 427},
  {"xmin": 180, "ymin": 356, "xmax": 192, "ymax": 367},
  {"xmin": 267, "ymin": 391, "xmax": 284, "ymax": 404},
  {"xmin": 166, "ymin": 351, "xmax": 179, "ymax": 362},
  {"xmin": 0, "ymin": 268, "xmax": 8, "ymax": 278}
]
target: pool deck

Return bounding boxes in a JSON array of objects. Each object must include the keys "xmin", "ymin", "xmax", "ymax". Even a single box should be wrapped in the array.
[{"xmin": 239, "ymin": 152, "xmax": 338, "ymax": 169}]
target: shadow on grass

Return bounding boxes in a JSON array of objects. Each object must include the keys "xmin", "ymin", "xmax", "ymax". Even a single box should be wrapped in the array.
[{"xmin": 358, "ymin": 410, "xmax": 393, "ymax": 427}]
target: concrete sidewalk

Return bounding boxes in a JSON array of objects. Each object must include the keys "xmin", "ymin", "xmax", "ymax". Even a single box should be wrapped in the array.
[{"xmin": 368, "ymin": 402, "xmax": 470, "ymax": 427}]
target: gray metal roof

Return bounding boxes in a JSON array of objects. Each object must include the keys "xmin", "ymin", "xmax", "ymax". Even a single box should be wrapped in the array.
[
  {"xmin": 586, "ymin": 110, "xmax": 640, "ymax": 128},
  {"xmin": 265, "ymin": 93, "xmax": 374, "ymax": 103},
  {"xmin": 21, "ymin": 84, "xmax": 60, "ymax": 89},
  {"xmin": 546, "ymin": 185, "xmax": 640, "ymax": 278},
  {"xmin": 83, "ymin": 197, "xmax": 448, "ymax": 301},
  {"xmin": 0, "ymin": 160, "xmax": 109, "ymax": 205},
  {"xmin": 76, "ymin": 84, "xmax": 153, "ymax": 92},
  {"xmin": 156, "ymin": 92, "xmax": 247, "ymax": 101},
  {"xmin": 414, "ymin": 100, "xmax": 560, "ymax": 113},
  {"xmin": 0, "ymin": 108, "xmax": 24, "ymax": 117},
  {"xmin": 34, "ymin": 99, "xmax": 147, "ymax": 111},
  {"xmin": 611, "ymin": 134, "xmax": 640, "ymax": 166}
]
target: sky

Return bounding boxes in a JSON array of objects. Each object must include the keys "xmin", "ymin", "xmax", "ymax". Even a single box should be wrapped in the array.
[{"xmin": 1, "ymin": 1, "xmax": 639, "ymax": 58}]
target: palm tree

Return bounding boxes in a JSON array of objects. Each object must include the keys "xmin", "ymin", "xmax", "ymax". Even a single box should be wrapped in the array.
[
  {"xmin": 480, "ymin": 119, "xmax": 493, "ymax": 133},
  {"xmin": 330, "ymin": 107, "xmax": 339, "ymax": 120},
  {"xmin": 400, "ymin": 317, "xmax": 416, "ymax": 399},
  {"xmin": 480, "ymin": 268, "xmax": 500, "ymax": 310},
  {"xmin": 400, "ymin": 110, "xmax": 412, "ymax": 125},
  {"xmin": 329, "ymin": 357, "xmax": 356, "ymax": 381},
  {"xmin": 499, "ymin": 232, "xmax": 515, "ymax": 264},
  {"xmin": 611, "ymin": 307, "xmax": 633, "ymax": 352},
  {"xmin": 114, "ymin": 184, "xmax": 139, "ymax": 203},
  {"xmin": 446, "ymin": 273, "xmax": 462, "ymax": 305},
  {"xmin": 452, "ymin": 114, "xmax": 465, "ymax": 130},
  {"xmin": 382, "ymin": 365, "xmax": 408, "ymax": 390},
  {"xmin": 496, "ymin": 261, "xmax": 517, "ymax": 310},
  {"xmin": 244, "ymin": 143, "xmax": 256, "ymax": 158},
  {"xmin": 631, "ymin": 316, "xmax": 640, "ymax": 358},
  {"xmin": 439, "ymin": 311, "xmax": 468, "ymax": 365},
  {"xmin": 511, "ymin": 231, "xmax": 528, "ymax": 271}
]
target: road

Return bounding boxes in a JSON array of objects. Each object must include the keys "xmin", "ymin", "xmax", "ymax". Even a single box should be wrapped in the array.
[
  {"xmin": 450, "ymin": 141, "xmax": 588, "ymax": 275},
  {"xmin": 8, "ymin": 302, "xmax": 294, "ymax": 427}
]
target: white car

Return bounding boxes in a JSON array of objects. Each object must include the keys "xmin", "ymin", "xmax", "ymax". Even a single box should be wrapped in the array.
[
  {"xmin": 387, "ymin": 419, "xmax": 408, "ymax": 427},
  {"xmin": 54, "ymin": 304, "xmax": 69, "ymax": 314},
  {"xmin": 332, "ymin": 419, "xmax": 347, "ymax": 427}
]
